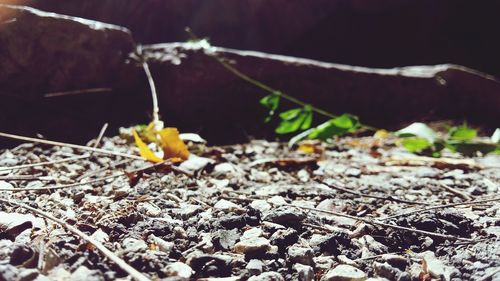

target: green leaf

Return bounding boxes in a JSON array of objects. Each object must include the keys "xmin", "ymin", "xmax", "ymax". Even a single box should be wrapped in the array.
[
  {"xmin": 491, "ymin": 128, "xmax": 500, "ymax": 143},
  {"xmin": 260, "ymin": 92, "xmax": 281, "ymax": 123},
  {"xmin": 445, "ymin": 141, "xmax": 499, "ymax": 156},
  {"xmin": 275, "ymin": 106, "xmax": 312, "ymax": 134},
  {"xmin": 449, "ymin": 125, "xmax": 477, "ymax": 141},
  {"xmin": 396, "ymin": 122, "xmax": 437, "ymax": 142},
  {"xmin": 260, "ymin": 92, "xmax": 280, "ymax": 111},
  {"xmin": 331, "ymin": 114, "xmax": 358, "ymax": 130},
  {"xmin": 307, "ymin": 114, "xmax": 359, "ymax": 140},
  {"xmin": 300, "ymin": 106, "xmax": 313, "ymax": 130},
  {"xmin": 401, "ymin": 137, "xmax": 431, "ymax": 153},
  {"xmin": 279, "ymin": 108, "xmax": 302, "ymax": 121}
]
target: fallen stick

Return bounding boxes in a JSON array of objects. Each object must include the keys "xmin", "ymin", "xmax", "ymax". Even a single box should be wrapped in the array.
[
  {"xmin": 0, "ymin": 131, "xmax": 143, "ymax": 160},
  {"xmin": 0, "ymin": 175, "xmax": 46, "ymax": 181},
  {"xmin": 380, "ymin": 197, "xmax": 500, "ymax": 220},
  {"xmin": 317, "ymin": 179, "xmax": 430, "ymax": 206},
  {"xmin": 217, "ymin": 193, "xmax": 472, "ymax": 241},
  {"xmin": 0, "ymin": 123, "xmax": 109, "ymax": 173},
  {"xmin": 383, "ymin": 155, "xmax": 482, "ymax": 170},
  {"xmin": 0, "ymin": 155, "xmax": 90, "ymax": 172},
  {"xmin": 76, "ymin": 159, "xmax": 133, "ymax": 181},
  {"xmin": 439, "ymin": 183, "xmax": 472, "ymax": 201},
  {"xmin": 478, "ymin": 267, "xmax": 500, "ymax": 281},
  {"xmin": 90, "ymin": 123, "xmax": 108, "ymax": 151},
  {"xmin": 283, "ymin": 203, "xmax": 473, "ymax": 242},
  {"xmin": 0, "ymin": 161, "xmax": 180, "ymax": 192},
  {"xmin": 0, "ymin": 197, "xmax": 151, "ymax": 281},
  {"xmin": 43, "ymin": 87, "xmax": 112, "ymax": 98}
]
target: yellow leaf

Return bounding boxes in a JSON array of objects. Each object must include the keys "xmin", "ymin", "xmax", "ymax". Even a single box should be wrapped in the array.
[
  {"xmin": 297, "ymin": 143, "xmax": 315, "ymax": 154},
  {"xmin": 374, "ymin": 129, "xmax": 390, "ymax": 138},
  {"xmin": 141, "ymin": 122, "xmax": 159, "ymax": 144},
  {"xmin": 158, "ymin": 128, "xmax": 190, "ymax": 161},
  {"xmin": 132, "ymin": 129, "xmax": 163, "ymax": 162}
]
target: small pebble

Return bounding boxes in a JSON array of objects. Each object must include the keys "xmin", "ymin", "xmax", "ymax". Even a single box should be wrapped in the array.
[
  {"xmin": 322, "ymin": 264, "xmax": 367, "ymax": 281},
  {"xmin": 164, "ymin": 262, "xmax": 193, "ymax": 279},
  {"xmin": 246, "ymin": 259, "xmax": 264, "ymax": 275},
  {"xmin": 288, "ymin": 244, "xmax": 314, "ymax": 265},
  {"xmin": 293, "ymin": 264, "xmax": 314, "ymax": 281},
  {"xmin": 248, "ymin": 271, "xmax": 285, "ymax": 281}
]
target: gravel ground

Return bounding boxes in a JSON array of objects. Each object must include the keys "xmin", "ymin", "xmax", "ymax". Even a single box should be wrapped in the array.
[{"xmin": 0, "ymin": 135, "xmax": 499, "ymax": 281}]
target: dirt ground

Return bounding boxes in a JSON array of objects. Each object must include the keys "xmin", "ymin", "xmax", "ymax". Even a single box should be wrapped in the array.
[{"xmin": 0, "ymin": 134, "xmax": 498, "ymax": 281}]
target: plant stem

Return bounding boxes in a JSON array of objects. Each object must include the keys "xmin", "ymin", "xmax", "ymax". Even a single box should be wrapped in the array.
[
  {"xmin": 138, "ymin": 45, "xmax": 160, "ymax": 126},
  {"xmin": 214, "ymin": 56, "xmax": 336, "ymax": 119},
  {"xmin": 185, "ymin": 28, "xmax": 377, "ymax": 131},
  {"xmin": 215, "ymin": 56, "xmax": 379, "ymax": 131}
]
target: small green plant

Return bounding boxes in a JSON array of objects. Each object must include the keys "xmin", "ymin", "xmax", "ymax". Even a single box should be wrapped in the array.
[
  {"xmin": 185, "ymin": 30, "xmax": 499, "ymax": 157},
  {"xmin": 396, "ymin": 123, "xmax": 499, "ymax": 157}
]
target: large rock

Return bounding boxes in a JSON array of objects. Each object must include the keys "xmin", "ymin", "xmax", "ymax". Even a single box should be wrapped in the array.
[
  {"xmin": 0, "ymin": 5, "xmax": 134, "ymax": 96},
  {"xmin": 26, "ymin": 0, "xmax": 500, "ymax": 77},
  {"xmin": 140, "ymin": 42, "xmax": 500, "ymax": 143},
  {"xmin": 0, "ymin": 5, "xmax": 142, "ymax": 145}
]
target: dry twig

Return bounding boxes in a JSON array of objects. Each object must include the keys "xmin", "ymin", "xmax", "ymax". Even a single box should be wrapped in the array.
[
  {"xmin": 283, "ymin": 203, "xmax": 472, "ymax": 241},
  {"xmin": 0, "ymin": 131, "xmax": 143, "ymax": 160},
  {"xmin": 0, "ymin": 123, "xmax": 109, "ymax": 173},
  {"xmin": 380, "ymin": 197, "xmax": 500, "ymax": 220},
  {"xmin": 0, "ymin": 155, "xmax": 90, "ymax": 172},
  {"xmin": 76, "ymin": 159, "xmax": 133, "ymax": 181},
  {"xmin": 43, "ymin": 87, "xmax": 112, "ymax": 98},
  {"xmin": 383, "ymin": 155, "xmax": 482, "ymax": 170},
  {"xmin": 439, "ymin": 183, "xmax": 473, "ymax": 201},
  {"xmin": 0, "ymin": 197, "xmax": 151, "ymax": 281},
  {"xmin": 0, "ymin": 161, "xmax": 175, "ymax": 192},
  {"xmin": 317, "ymin": 179, "xmax": 430, "ymax": 206},
  {"xmin": 137, "ymin": 46, "xmax": 161, "ymax": 127}
]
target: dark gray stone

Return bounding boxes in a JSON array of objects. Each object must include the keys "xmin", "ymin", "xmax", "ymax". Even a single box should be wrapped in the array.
[
  {"xmin": 0, "ymin": 5, "xmax": 134, "ymax": 96},
  {"xmin": 264, "ymin": 206, "xmax": 306, "ymax": 227},
  {"xmin": 0, "ymin": 5, "xmax": 139, "ymax": 145}
]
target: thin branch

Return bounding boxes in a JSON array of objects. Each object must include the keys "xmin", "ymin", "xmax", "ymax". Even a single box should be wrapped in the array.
[
  {"xmin": 218, "ymin": 192, "xmax": 471, "ymax": 241},
  {"xmin": 212, "ymin": 52, "xmax": 336, "ymax": 119},
  {"xmin": 43, "ymin": 88, "xmax": 112, "ymax": 98},
  {"xmin": 184, "ymin": 29, "xmax": 378, "ymax": 131},
  {"xmin": 383, "ymin": 155, "xmax": 482, "ymax": 170},
  {"xmin": 0, "ymin": 198, "xmax": 151, "ymax": 281},
  {"xmin": 76, "ymin": 159, "xmax": 132, "ymax": 181},
  {"xmin": 0, "ymin": 160, "xmax": 193, "ymax": 192},
  {"xmin": 91, "ymin": 123, "xmax": 108, "ymax": 150},
  {"xmin": 0, "ymin": 173, "xmax": 122, "ymax": 192},
  {"xmin": 0, "ymin": 132, "xmax": 143, "ymax": 160},
  {"xmin": 183, "ymin": 28, "xmax": 333, "ymax": 118},
  {"xmin": 0, "ymin": 155, "xmax": 90, "ymax": 172},
  {"xmin": 0, "ymin": 161, "xmax": 174, "ymax": 192},
  {"xmin": 379, "ymin": 197, "xmax": 500, "ymax": 221},
  {"xmin": 137, "ymin": 46, "xmax": 160, "ymax": 126},
  {"xmin": 440, "ymin": 184, "xmax": 472, "ymax": 201},
  {"xmin": 0, "ymin": 175, "xmax": 46, "ymax": 181},
  {"xmin": 354, "ymin": 252, "xmax": 402, "ymax": 262},
  {"xmin": 0, "ymin": 124, "xmax": 110, "ymax": 173},
  {"xmin": 283, "ymin": 203, "xmax": 472, "ymax": 242},
  {"xmin": 478, "ymin": 267, "xmax": 500, "ymax": 281},
  {"xmin": 317, "ymin": 179, "xmax": 430, "ymax": 206}
]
